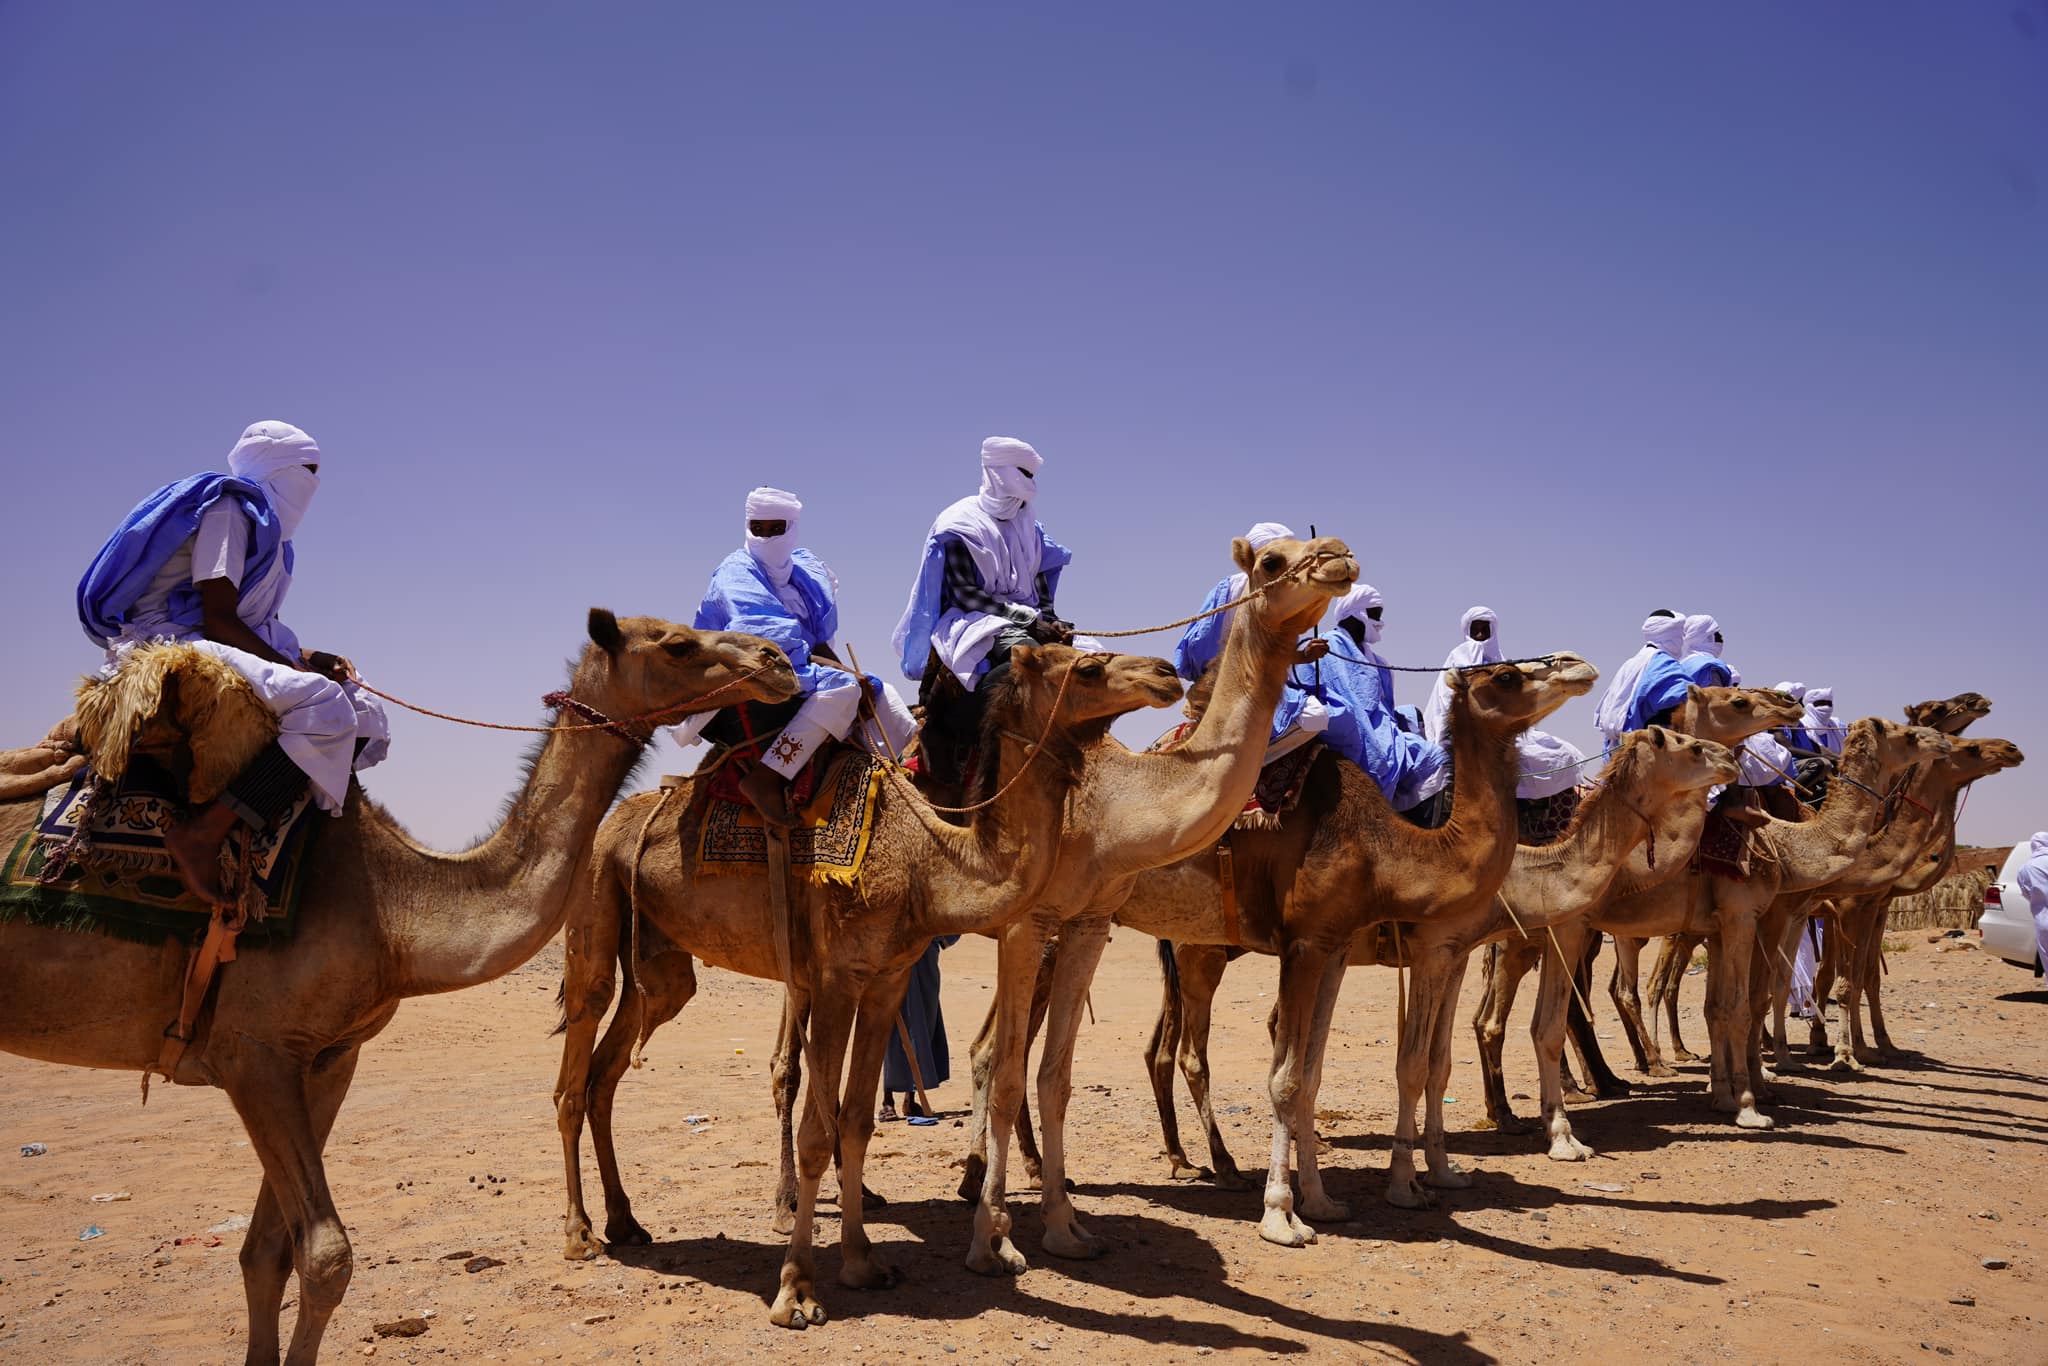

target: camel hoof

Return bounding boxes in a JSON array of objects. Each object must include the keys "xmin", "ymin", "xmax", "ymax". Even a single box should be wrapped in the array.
[
  {"xmin": 1210, "ymin": 1164, "xmax": 1252, "ymax": 1191},
  {"xmin": 1828, "ymin": 1055, "xmax": 1864, "ymax": 1074},
  {"xmin": 1485, "ymin": 1111, "xmax": 1539, "ymax": 1136},
  {"xmin": 966, "ymin": 1237, "xmax": 1028, "ymax": 1277},
  {"xmin": 1546, "ymin": 1135, "xmax": 1594, "ymax": 1163},
  {"xmin": 1166, "ymin": 1158, "xmax": 1209, "ymax": 1182},
  {"xmin": 860, "ymin": 1185, "xmax": 889, "ymax": 1211},
  {"xmin": 1643, "ymin": 1063, "xmax": 1676, "ymax": 1079},
  {"xmin": 1258, "ymin": 1208, "xmax": 1317, "ymax": 1247},
  {"xmin": 1384, "ymin": 1177, "xmax": 1434, "ymax": 1210},
  {"xmin": 1669, "ymin": 1047, "xmax": 1699, "ymax": 1063},
  {"xmin": 1561, "ymin": 1086, "xmax": 1595, "ymax": 1105},
  {"xmin": 838, "ymin": 1259, "xmax": 902, "ymax": 1291},
  {"xmin": 1735, "ymin": 1109, "xmax": 1775, "ymax": 1131},
  {"xmin": 563, "ymin": 1227, "xmax": 604, "ymax": 1262},
  {"xmin": 1299, "ymin": 1194, "xmax": 1351, "ymax": 1223},
  {"xmin": 1042, "ymin": 1225, "xmax": 1105, "ymax": 1261},
  {"xmin": 604, "ymin": 1215, "xmax": 653, "ymax": 1247},
  {"xmin": 770, "ymin": 1286, "xmax": 827, "ymax": 1329},
  {"xmin": 1423, "ymin": 1162, "xmax": 1473, "ymax": 1190},
  {"xmin": 955, "ymin": 1155, "xmax": 987, "ymax": 1204},
  {"xmin": 771, "ymin": 1205, "xmax": 797, "ymax": 1237}
]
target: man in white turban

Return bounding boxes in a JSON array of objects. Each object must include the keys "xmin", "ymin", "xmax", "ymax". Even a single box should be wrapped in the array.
[
  {"xmin": 1593, "ymin": 609, "xmax": 1687, "ymax": 751},
  {"xmin": 1423, "ymin": 606, "xmax": 1590, "ymax": 801},
  {"xmin": 893, "ymin": 438, "xmax": 1089, "ymax": 786},
  {"xmin": 1804, "ymin": 686, "xmax": 1844, "ymax": 756},
  {"xmin": 680, "ymin": 487, "xmax": 917, "ymax": 824},
  {"xmin": 1172, "ymin": 521, "xmax": 1330, "ymax": 761},
  {"xmin": 2019, "ymin": 833, "xmax": 2048, "ymax": 978},
  {"xmin": 75, "ymin": 421, "xmax": 389, "ymax": 904}
]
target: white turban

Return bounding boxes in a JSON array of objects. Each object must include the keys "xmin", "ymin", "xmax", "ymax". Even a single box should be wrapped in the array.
[
  {"xmin": 1423, "ymin": 606, "xmax": 1504, "ymax": 744},
  {"xmin": 1595, "ymin": 611, "xmax": 1686, "ymax": 744},
  {"xmin": 744, "ymin": 486, "xmax": 803, "ymax": 589},
  {"xmin": 1681, "ymin": 613, "xmax": 1723, "ymax": 658},
  {"xmin": 1331, "ymin": 583, "xmax": 1384, "ymax": 635},
  {"xmin": 977, "ymin": 437, "xmax": 1042, "ymax": 522},
  {"xmin": 1244, "ymin": 521, "xmax": 1295, "ymax": 550},
  {"xmin": 227, "ymin": 420, "xmax": 320, "ymax": 542}
]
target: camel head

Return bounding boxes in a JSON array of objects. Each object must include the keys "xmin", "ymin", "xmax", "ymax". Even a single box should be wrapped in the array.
[
  {"xmin": 1230, "ymin": 534, "xmax": 1359, "ymax": 640},
  {"xmin": 581, "ymin": 608, "xmax": 799, "ymax": 731},
  {"xmin": 1675, "ymin": 685, "xmax": 1806, "ymax": 747},
  {"xmin": 1445, "ymin": 652, "xmax": 1598, "ymax": 736},
  {"xmin": 1622, "ymin": 726, "xmax": 1743, "ymax": 800},
  {"xmin": 1842, "ymin": 716, "xmax": 1953, "ymax": 786},
  {"xmin": 1903, "ymin": 692, "xmax": 1993, "ymax": 735},
  {"xmin": 1938, "ymin": 735, "xmax": 2025, "ymax": 785},
  {"xmin": 1006, "ymin": 644, "xmax": 1183, "ymax": 734}
]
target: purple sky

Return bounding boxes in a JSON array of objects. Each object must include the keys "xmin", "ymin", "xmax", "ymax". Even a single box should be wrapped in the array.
[{"xmin": 4, "ymin": 3, "xmax": 2043, "ymax": 850}]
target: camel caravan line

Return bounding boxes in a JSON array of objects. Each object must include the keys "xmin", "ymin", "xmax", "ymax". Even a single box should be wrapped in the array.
[{"xmin": 0, "ymin": 528, "xmax": 2025, "ymax": 1358}]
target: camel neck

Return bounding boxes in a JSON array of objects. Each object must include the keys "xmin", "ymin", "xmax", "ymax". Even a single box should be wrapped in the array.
[
  {"xmin": 906, "ymin": 723, "xmax": 1081, "ymax": 937},
  {"xmin": 1506, "ymin": 770, "xmax": 1663, "ymax": 923},
  {"xmin": 382, "ymin": 657, "xmax": 649, "ymax": 997},
  {"xmin": 1765, "ymin": 731, "xmax": 1889, "ymax": 892}
]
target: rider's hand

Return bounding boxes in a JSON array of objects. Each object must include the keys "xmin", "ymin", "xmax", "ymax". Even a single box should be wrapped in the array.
[
  {"xmin": 301, "ymin": 650, "xmax": 354, "ymax": 683},
  {"xmin": 1294, "ymin": 637, "xmax": 1330, "ymax": 666}
]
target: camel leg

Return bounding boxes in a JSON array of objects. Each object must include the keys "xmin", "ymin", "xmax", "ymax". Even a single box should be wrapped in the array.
[
  {"xmin": 1534, "ymin": 925, "xmax": 1595, "ymax": 1162},
  {"xmin": 555, "ymin": 878, "xmax": 624, "ymax": 1262},
  {"xmin": 1474, "ymin": 941, "xmax": 1540, "ymax": 1134},
  {"xmin": 238, "ymin": 1048, "xmax": 358, "ymax": 1366},
  {"xmin": 1661, "ymin": 935, "xmax": 1703, "ymax": 1061},
  {"xmin": 1865, "ymin": 908, "xmax": 1897, "ymax": 1056},
  {"xmin": 1033, "ymin": 915, "xmax": 1113, "ymax": 1259},
  {"xmin": 1829, "ymin": 921, "xmax": 1869, "ymax": 1072},
  {"xmin": 1145, "ymin": 939, "xmax": 1195, "ymax": 1178},
  {"xmin": 589, "ymin": 950, "xmax": 695, "ymax": 1248},
  {"xmin": 1178, "ymin": 945, "xmax": 1251, "ymax": 1187},
  {"xmin": 833, "ymin": 973, "xmax": 912, "ymax": 1292},
  {"xmin": 1420, "ymin": 949, "xmax": 1475, "ymax": 1189},
  {"xmin": 1292, "ymin": 953, "xmax": 1354, "ymax": 1219},
  {"xmin": 226, "ymin": 1055, "xmax": 355, "ymax": 1366},
  {"xmin": 1708, "ymin": 916, "xmax": 1771, "ymax": 1129},
  {"xmin": 1259, "ymin": 942, "xmax": 1336, "ymax": 1244},
  {"xmin": 772, "ymin": 998, "xmax": 803, "ymax": 1235},
  {"xmin": 1644, "ymin": 935, "xmax": 1677, "ymax": 1059},
  {"xmin": 1744, "ymin": 915, "xmax": 1783, "ymax": 1100},
  {"xmin": 1385, "ymin": 942, "xmax": 1455, "ymax": 1211},
  {"xmin": 1607, "ymin": 935, "xmax": 1668, "ymax": 1077},
  {"xmin": 1014, "ymin": 948, "xmax": 1057, "ymax": 1189},
  {"xmin": 770, "ymin": 985, "xmax": 841, "ymax": 1330},
  {"xmin": 1808, "ymin": 917, "xmax": 1840, "ymax": 1057},
  {"xmin": 965, "ymin": 920, "xmax": 1045, "ymax": 1276},
  {"xmin": 956, "ymin": 992, "xmax": 1001, "ymax": 1203},
  {"xmin": 1565, "ymin": 938, "xmax": 1631, "ymax": 1099},
  {"xmin": 1769, "ymin": 917, "xmax": 1799, "ymax": 1074}
]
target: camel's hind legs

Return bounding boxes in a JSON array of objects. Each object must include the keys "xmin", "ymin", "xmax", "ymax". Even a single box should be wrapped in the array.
[
  {"xmin": 1473, "ymin": 940, "xmax": 1543, "ymax": 1135},
  {"xmin": 589, "ymin": 949, "xmax": 696, "ymax": 1248}
]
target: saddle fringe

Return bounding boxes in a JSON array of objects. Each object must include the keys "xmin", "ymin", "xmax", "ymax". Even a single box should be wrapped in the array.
[{"xmin": 74, "ymin": 643, "xmax": 278, "ymax": 803}]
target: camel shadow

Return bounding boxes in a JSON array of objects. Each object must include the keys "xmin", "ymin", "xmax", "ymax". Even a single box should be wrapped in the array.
[{"xmin": 608, "ymin": 1195, "xmax": 1491, "ymax": 1363}]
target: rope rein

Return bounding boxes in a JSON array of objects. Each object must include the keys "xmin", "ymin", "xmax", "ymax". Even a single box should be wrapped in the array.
[{"xmin": 345, "ymin": 662, "xmax": 780, "ymax": 738}]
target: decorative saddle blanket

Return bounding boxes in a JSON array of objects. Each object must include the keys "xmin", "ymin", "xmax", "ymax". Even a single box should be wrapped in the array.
[
  {"xmin": 1694, "ymin": 805, "xmax": 1753, "ymax": 882},
  {"xmin": 1517, "ymin": 785, "xmax": 1586, "ymax": 847},
  {"xmin": 1148, "ymin": 725, "xmax": 1324, "ymax": 832},
  {"xmin": 694, "ymin": 749, "xmax": 885, "ymax": 887},
  {"xmin": 0, "ymin": 765, "xmax": 318, "ymax": 946}
]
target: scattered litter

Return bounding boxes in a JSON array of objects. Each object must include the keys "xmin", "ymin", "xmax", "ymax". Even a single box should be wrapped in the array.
[
  {"xmin": 464, "ymin": 1255, "xmax": 505, "ymax": 1274},
  {"xmin": 372, "ymin": 1317, "xmax": 429, "ymax": 1338},
  {"xmin": 1794, "ymin": 1248, "xmax": 1815, "ymax": 1257},
  {"xmin": 908, "ymin": 1116, "xmax": 939, "ymax": 1127},
  {"xmin": 1981, "ymin": 1256, "xmax": 2009, "ymax": 1271},
  {"xmin": 1948, "ymin": 1295, "xmax": 1975, "ymax": 1307},
  {"xmin": 440, "ymin": 1250, "xmax": 475, "ymax": 1261},
  {"xmin": 1583, "ymin": 1183, "xmax": 1627, "ymax": 1194},
  {"xmin": 689, "ymin": 1124, "xmax": 714, "ymax": 1135},
  {"xmin": 77, "ymin": 1226, "xmax": 104, "ymax": 1242},
  {"xmin": 682, "ymin": 1114, "xmax": 712, "ymax": 1125},
  {"xmin": 581, "ymin": 1313, "xmax": 614, "ymax": 1326},
  {"xmin": 209, "ymin": 1214, "xmax": 252, "ymax": 1234},
  {"xmin": 19, "ymin": 1144, "xmax": 47, "ymax": 1158},
  {"xmin": 1443, "ymin": 1096, "xmax": 1458, "ymax": 1105},
  {"xmin": 90, "ymin": 1192, "xmax": 131, "ymax": 1203}
]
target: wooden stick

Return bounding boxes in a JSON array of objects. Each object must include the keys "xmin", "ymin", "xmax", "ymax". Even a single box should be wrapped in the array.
[
  {"xmin": 843, "ymin": 644, "xmax": 903, "ymax": 767},
  {"xmin": 893, "ymin": 1012, "xmax": 934, "ymax": 1118}
]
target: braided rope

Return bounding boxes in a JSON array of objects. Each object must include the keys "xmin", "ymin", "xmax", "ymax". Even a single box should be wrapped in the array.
[{"xmin": 345, "ymin": 663, "xmax": 778, "ymax": 737}]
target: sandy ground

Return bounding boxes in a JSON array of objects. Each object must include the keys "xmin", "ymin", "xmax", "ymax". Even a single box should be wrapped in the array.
[{"xmin": 3, "ymin": 929, "xmax": 2044, "ymax": 1365}]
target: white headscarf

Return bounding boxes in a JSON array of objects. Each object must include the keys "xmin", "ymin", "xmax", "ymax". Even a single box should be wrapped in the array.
[
  {"xmin": 227, "ymin": 421, "xmax": 321, "ymax": 541},
  {"xmin": 1681, "ymin": 613, "xmax": 1723, "ymax": 658},
  {"xmin": 1774, "ymin": 680, "xmax": 1808, "ymax": 701},
  {"xmin": 1245, "ymin": 521, "xmax": 1295, "ymax": 550},
  {"xmin": 1594, "ymin": 612, "xmax": 1686, "ymax": 743},
  {"xmin": 1331, "ymin": 583, "xmax": 1384, "ymax": 643},
  {"xmin": 744, "ymin": 486, "xmax": 803, "ymax": 592},
  {"xmin": 977, "ymin": 437, "xmax": 1042, "ymax": 522},
  {"xmin": 1805, "ymin": 686, "xmax": 1840, "ymax": 754},
  {"xmin": 1424, "ymin": 606, "xmax": 1502, "ymax": 744},
  {"xmin": 2017, "ymin": 832, "xmax": 2048, "ymax": 914}
]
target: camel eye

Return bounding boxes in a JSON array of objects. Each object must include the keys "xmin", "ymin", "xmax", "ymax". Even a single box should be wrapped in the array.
[
  {"xmin": 1732, "ymin": 697, "xmax": 1749, "ymax": 709},
  {"xmin": 1076, "ymin": 662, "xmax": 1103, "ymax": 680},
  {"xmin": 662, "ymin": 638, "xmax": 701, "ymax": 659},
  {"xmin": 1260, "ymin": 553, "xmax": 1284, "ymax": 574}
]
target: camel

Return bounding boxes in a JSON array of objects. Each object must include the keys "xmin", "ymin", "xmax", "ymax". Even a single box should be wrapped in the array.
[
  {"xmin": 551, "ymin": 533, "xmax": 1357, "ymax": 1324},
  {"xmin": 0, "ymin": 718, "xmax": 84, "ymax": 802},
  {"xmin": 1138, "ymin": 725, "xmax": 1737, "ymax": 1214},
  {"xmin": 999, "ymin": 646, "xmax": 1600, "ymax": 1245},
  {"xmin": 0, "ymin": 610, "xmax": 798, "ymax": 1366}
]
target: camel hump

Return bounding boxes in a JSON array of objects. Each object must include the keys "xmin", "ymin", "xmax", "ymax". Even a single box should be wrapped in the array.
[{"xmin": 73, "ymin": 642, "xmax": 279, "ymax": 803}]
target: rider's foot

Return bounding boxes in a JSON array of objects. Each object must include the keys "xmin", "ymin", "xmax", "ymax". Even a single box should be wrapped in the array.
[
  {"xmin": 739, "ymin": 764, "xmax": 799, "ymax": 828},
  {"xmin": 164, "ymin": 800, "xmax": 241, "ymax": 906}
]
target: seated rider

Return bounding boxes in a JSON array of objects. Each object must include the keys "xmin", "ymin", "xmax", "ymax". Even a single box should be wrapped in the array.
[
  {"xmin": 76, "ymin": 421, "xmax": 390, "ymax": 905},
  {"xmin": 892, "ymin": 438, "xmax": 1081, "ymax": 789},
  {"xmin": 1593, "ymin": 609, "xmax": 1686, "ymax": 753},
  {"xmin": 678, "ymin": 487, "xmax": 918, "ymax": 825},
  {"xmin": 1423, "ymin": 606, "xmax": 1590, "ymax": 805},
  {"xmin": 1171, "ymin": 522, "xmax": 1332, "ymax": 763},
  {"xmin": 1321, "ymin": 583, "xmax": 1448, "ymax": 819}
]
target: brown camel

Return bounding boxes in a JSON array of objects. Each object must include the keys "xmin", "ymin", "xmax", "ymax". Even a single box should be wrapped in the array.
[
  {"xmin": 0, "ymin": 718, "xmax": 84, "ymax": 802},
  {"xmin": 552, "ymin": 533, "xmax": 1356, "ymax": 1323},
  {"xmin": 1140, "ymin": 725, "xmax": 1737, "ymax": 1211},
  {"xmin": 551, "ymin": 642, "xmax": 1184, "ymax": 1327},
  {"xmin": 1019, "ymin": 647, "xmax": 1597, "ymax": 1243},
  {"xmin": 0, "ymin": 611, "xmax": 797, "ymax": 1366}
]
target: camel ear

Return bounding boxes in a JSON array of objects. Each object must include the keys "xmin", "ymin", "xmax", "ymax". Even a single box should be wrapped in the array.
[
  {"xmin": 1011, "ymin": 644, "xmax": 1046, "ymax": 675},
  {"xmin": 1230, "ymin": 537, "xmax": 1255, "ymax": 573},
  {"xmin": 1649, "ymin": 726, "xmax": 1668, "ymax": 749},
  {"xmin": 588, "ymin": 608, "xmax": 624, "ymax": 656},
  {"xmin": 1685, "ymin": 684, "xmax": 1704, "ymax": 704}
]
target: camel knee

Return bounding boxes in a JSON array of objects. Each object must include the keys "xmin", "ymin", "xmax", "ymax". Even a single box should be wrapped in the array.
[{"xmin": 296, "ymin": 1223, "xmax": 353, "ymax": 1310}]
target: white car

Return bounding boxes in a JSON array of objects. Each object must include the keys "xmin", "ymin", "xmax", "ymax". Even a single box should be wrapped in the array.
[{"xmin": 1979, "ymin": 842, "xmax": 2043, "ymax": 974}]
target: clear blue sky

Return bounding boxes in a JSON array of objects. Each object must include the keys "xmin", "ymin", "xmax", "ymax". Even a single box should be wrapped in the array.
[{"xmin": 3, "ymin": 3, "xmax": 2042, "ymax": 850}]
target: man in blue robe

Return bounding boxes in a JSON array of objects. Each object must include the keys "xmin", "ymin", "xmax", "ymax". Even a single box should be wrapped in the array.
[
  {"xmin": 1321, "ymin": 583, "xmax": 1448, "ymax": 815},
  {"xmin": 75, "ymin": 421, "xmax": 388, "ymax": 904},
  {"xmin": 682, "ymin": 487, "xmax": 916, "ymax": 824},
  {"xmin": 1172, "ymin": 521, "xmax": 1331, "ymax": 761}
]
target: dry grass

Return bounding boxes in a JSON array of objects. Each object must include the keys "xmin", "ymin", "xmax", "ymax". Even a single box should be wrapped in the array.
[{"xmin": 1888, "ymin": 866, "xmax": 1994, "ymax": 932}]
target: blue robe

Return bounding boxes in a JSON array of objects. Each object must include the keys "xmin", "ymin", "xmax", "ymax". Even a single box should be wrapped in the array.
[
  {"xmin": 1173, "ymin": 576, "xmax": 1318, "ymax": 743},
  {"xmin": 1321, "ymin": 643, "xmax": 1449, "ymax": 808},
  {"xmin": 895, "ymin": 522, "xmax": 1071, "ymax": 681},
  {"xmin": 884, "ymin": 936, "xmax": 959, "ymax": 1095},
  {"xmin": 1624, "ymin": 652, "xmax": 1733, "ymax": 733},
  {"xmin": 77, "ymin": 473, "xmax": 290, "ymax": 648},
  {"xmin": 692, "ymin": 549, "xmax": 845, "ymax": 701}
]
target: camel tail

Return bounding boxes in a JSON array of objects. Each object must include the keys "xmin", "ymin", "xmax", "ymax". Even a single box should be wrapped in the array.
[
  {"xmin": 1157, "ymin": 937, "xmax": 1180, "ymax": 993},
  {"xmin": 550, "ymin": 980, "xmax": 569, "ymax": 1037}
]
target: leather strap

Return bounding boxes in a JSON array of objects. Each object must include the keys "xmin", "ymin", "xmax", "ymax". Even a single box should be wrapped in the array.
[
  {"xmin": 145, "ymin": 902, "xmax": 242, "ymax": 1103},
  {"xmin": 1216, "ymin": 838, "xmax": 1240, "ymax": 947}
]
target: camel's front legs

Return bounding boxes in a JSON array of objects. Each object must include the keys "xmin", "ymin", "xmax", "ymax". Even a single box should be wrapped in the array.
[
  {"xmin": 226, "ymin": 1054, "xmax": 355, "ymax": 1366},
  {"xmin": 1259, "ymin": 942, "xmax": 1336, "ymax": 1245},
  {"xmin": 1420, "ymin": 948, "xmax": 1475, "ymax": 1189},
  {"xmin": 1707, "ymin": 916, "xmax": 1771, "ymax": 1128},
  {"xmin": 958, "ymin": 938, "xmax": 1057, "ymax": 1201},
  {"xmin": 1606, "ymin": 935, "xmax": 1666, "ymax": 1075},
  {"xmin": 554, "ymin": 884, "xmax": 624, "ymax": 1262},
  {"xmin": 772, "ymin": 996, "xmax": 803, "ymax": 1234},
  {"xmin": 1862, "ymin": 910, "xmax": 1897, "ymax": 1055},
  {"xmin": 1830, "ymin": 925, "xmax": 1872, "ymax": 1072},
  {"xmin": 589, "ymin": 949, "xmax": 696, "ymax": 1248},
  {"xmin": 1291, "ymin": 952, "xmax": 1354, "ymax": 1221},
  {"xmin": 834, "ymin": 972, "xmax": 913, "ymax": 1292},
  {"xmin": 1386, "ymin": 941, "xmax": 1456, "ymax": 1209},
  {"xmin": 966, "ymin": 921, "xmax": 1046, "ymax": 1276},
  {"xmin": 771, "ymin": 985, "xmax": 841, "ymax": 1330},
  {"xmin": 238, "ymin": 1047, "xmax": 359, "ymax": 1366},
  {"xmin": 1474, "ymin": 940, "xmax": 1541, "ymax": 1134},
  {"xmin": 1530, "ymin": 927, "xmax": 1595, "ymax": 1162},
  {"xmin": 1035, "ymin": 915, "xmax": 1112, "ymax": 1260}
]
